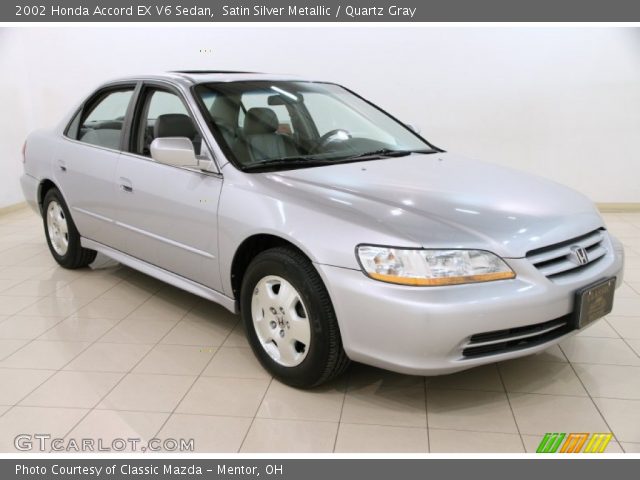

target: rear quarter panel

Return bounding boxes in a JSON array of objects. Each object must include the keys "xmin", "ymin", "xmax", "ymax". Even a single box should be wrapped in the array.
[{"xmin": 23, "ymin": 128, "xmax": 59, "ymax": 209}]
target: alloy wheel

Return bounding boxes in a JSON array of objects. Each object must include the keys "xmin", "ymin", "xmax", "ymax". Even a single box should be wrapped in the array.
[
  {"xmin": 251, "ymin": 275, "xmax": 311, "ymax": 367},
  {"xmin": 46, "ymin": 200, "xmax": 69, "ymax": 256}
]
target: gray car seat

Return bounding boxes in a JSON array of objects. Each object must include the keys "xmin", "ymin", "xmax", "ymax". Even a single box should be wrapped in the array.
[
  {"xmin": 79, "ymin": 120, "xmax": 124, "ymax": 150},
  {"xmin": 241, "ymin": 108, "xmax": 298, "ymax": 162},
  {"xmin": 209, "ymin": 96, "xmax": 240, "ymax": 148}
]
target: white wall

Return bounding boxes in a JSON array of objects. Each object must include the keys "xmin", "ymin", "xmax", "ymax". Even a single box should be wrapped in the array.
[{"xmin": 1, "ymin": 27, "xmax": 639, "ymax": 208}]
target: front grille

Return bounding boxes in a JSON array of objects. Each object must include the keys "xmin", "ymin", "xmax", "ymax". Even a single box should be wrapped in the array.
[
  {"xmin": 526, "ymin": 229, "xmax": 607, "ymax": 280},
  {"xmin": 462, "ymin": 315, "xmax": 572, "ymax": 358}
]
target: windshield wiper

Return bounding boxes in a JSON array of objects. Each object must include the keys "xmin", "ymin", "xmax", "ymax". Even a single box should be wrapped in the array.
[
  {"xmin": 242, "ymin": 149, "xmax": 438, "ymax": 172},
  {"xmin": 339, "ymin": 148, "xmax": 436, "ymax": 160},
  {"xmin": 242, "ymin": 156, "xmax": 337, "ymax": 171}
]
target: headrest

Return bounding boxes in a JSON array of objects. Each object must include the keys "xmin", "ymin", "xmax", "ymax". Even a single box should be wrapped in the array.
[
  {"xmin": 154, "ymin": 114, "xmax": 197, "ymax": 139},
  {"xmin": 94, "ymin": 120, "xmax": 123, "ymax": 130},
  {"xmin": 209, "ymin": 96, "xmax": 238, "ymax": 124},
  {"xmin": 244, "ymin": 108, "xmax": 278, "ymax": 135}
]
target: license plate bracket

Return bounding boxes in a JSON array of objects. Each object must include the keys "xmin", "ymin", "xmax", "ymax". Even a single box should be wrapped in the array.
[{"xmin": 573, "ymin": 277, "xmax": 616, "ymax": 330}]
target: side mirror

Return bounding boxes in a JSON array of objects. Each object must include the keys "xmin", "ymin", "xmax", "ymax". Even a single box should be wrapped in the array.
[
  {"xmin": 406, "ymin": 123, "xmax": 422, "ymax": 134},
  {"xmin": 150, "ymin": 137, "xmax": 197, "ymax": 167}
]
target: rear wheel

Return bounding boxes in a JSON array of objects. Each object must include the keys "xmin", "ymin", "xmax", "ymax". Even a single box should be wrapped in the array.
[
  {"xmin": 42, "ymin": 188, "xmax": 96, "ymax": 269},
  {"xmin": 240, "ymin": 247, "xmax": 350, "ymax": 388}
]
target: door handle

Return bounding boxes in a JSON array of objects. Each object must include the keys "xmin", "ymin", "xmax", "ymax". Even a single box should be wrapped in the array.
[
  {"xmin": 119, "ymin": 177, "xmax": 133, "ymax": 193},
  {"xmin": 56, "ymin": 160, "xmax": 67, "ymax": 172}
]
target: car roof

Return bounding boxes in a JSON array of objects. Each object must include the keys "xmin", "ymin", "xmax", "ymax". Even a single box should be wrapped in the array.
[{"xmin": 108, "ymin": 71, "xmax": 314, "ymax": 87}]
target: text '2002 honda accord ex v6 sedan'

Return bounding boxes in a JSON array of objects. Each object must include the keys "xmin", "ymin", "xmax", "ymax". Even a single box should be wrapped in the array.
[{"xmin": 21, "ymin": 71, "xmax": 624, "ymax": 387}]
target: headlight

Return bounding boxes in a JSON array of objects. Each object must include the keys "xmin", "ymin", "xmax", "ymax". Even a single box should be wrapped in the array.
[{"xmin": 356, "ymin": 245, "xmax": 515, "ymax": 286}]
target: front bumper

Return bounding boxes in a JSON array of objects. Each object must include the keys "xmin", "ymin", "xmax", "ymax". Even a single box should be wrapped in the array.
[{"xmin": 316, "ymin": 233, "xmax": 624, "ymax": 376}]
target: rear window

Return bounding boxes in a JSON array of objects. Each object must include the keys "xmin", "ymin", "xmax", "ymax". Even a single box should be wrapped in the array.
[{"xmin": 71, "ymin": 88, "xmax": 135, "ymax": 150}]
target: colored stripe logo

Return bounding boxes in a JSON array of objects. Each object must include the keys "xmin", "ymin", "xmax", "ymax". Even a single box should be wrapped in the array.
[{"xmin": 536, "ymin": 433, "xmax": 612, "ymax": 453}]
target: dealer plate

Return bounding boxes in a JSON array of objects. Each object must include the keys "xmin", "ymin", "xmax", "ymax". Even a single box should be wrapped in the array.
[{"xmin": 574, "ymin": 277, "xmax": 616, "ymax": 329}]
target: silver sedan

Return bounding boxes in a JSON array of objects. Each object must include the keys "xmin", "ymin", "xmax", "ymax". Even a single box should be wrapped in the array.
[{"xmin": 20, "ymin": 71, "xmax": 624, "ymax": 387}]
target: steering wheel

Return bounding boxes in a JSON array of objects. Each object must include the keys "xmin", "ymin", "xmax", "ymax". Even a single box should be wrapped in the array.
[{"xmin": 310, "ymin": 129, "xmax": 352, "ymax": 154}]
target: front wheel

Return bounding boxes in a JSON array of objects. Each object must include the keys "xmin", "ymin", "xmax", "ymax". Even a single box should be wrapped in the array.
[
  {"xmin": 240, "ymin": 247, "xmax": 349, "ymax": 388},
  {"xmin": 42, "ymin": 188, "xmax": 96, "ymax": 269}
]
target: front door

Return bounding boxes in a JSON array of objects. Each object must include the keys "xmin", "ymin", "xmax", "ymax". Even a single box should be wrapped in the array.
[{"xmin": 114, "ymin": 85, "xmax": 223, "ymax": 291}]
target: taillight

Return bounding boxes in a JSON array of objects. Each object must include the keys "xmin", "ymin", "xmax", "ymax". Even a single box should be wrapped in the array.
[{"xmin": 21, "ymin": 141, "xmax": 27, "ymax": 164}]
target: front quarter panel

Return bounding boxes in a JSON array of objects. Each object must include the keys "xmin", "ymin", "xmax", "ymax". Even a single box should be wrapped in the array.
[{"xmin": 217, "ymin": 169, "xmax": 420, "ymax": 297}]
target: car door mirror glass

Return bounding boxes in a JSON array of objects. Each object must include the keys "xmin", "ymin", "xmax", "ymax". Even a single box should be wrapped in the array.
[{"xmin": 150, "ymin": 137, "xmax": 198, "ymax": 167}]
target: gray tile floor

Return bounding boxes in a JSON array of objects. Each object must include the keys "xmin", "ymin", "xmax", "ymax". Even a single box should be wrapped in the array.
[{"xmin": 0, "ymin": 207, "xmax": 639, "ymax": 453}]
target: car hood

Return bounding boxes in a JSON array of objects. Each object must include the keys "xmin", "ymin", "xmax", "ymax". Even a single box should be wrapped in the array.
[{"xmin": 269, "ymin": 152, "xmax": 604, "ymax": 258}]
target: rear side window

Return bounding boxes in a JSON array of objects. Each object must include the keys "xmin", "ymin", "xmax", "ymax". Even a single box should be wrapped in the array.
[{"xmin": 76, "ymin": 88, "xmax": 134, "ymax": 150}]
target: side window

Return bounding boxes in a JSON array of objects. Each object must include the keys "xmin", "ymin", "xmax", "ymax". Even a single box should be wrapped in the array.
[
  {"xmin": 146, "ymin": 90, "xmax": 188, "ymax": 118},
  {"xmin": 135, "ymin": 89, "xmax": 205, "ymax": 158},
  {"xmin": 239, "ymin": 92, "xmax": 294, "ymax": 135},
  {"xmin": 77, "ymin": 89, "xmax": 134, "ymax": 150},
  {"xmin": 65, "ymin": 109, "xmax": 82, "ymax": 139}
]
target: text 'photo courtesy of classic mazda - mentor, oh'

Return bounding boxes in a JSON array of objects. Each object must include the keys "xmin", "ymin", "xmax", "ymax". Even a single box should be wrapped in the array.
[{"xmin": 20, "ymin": 71, "xmax": 625, "ymax": 387}]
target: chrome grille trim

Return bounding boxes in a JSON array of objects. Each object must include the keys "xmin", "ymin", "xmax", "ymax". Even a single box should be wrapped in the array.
[
  {"xmin": 526, "ymin": 229, "xmax": 607, "ymax": 279},
  {"xmin": 462, "ymin": 316, "xmax": 572, "ymax": 358},
  {"xmin": 465, "ymin": 321, "xmax": 567, "ymax": 348}
]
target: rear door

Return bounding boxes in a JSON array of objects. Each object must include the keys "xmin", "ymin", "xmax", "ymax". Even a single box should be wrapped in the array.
[
  {"xmin": 55, "ymin": 84, "xmax": 137, "ymax": 248},
  {"xmin": 114, "ymin": 82, "xmax": 224, "ymax": 291}
]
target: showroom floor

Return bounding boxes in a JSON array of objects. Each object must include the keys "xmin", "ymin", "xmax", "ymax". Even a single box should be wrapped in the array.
[{"xmin": 0, "ymin": 208, "xmax": 639, "ymax": 453}]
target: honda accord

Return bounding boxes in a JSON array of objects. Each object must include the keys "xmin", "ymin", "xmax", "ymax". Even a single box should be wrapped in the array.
[{"xmin": 20, "ymin": 71, "xmax": 624, "ymax": 387}]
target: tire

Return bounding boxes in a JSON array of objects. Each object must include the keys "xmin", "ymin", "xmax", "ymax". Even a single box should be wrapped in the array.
[
  {"xmin": 42, "ymin": 188, "xmax": 97, "ymax": 269},
  {"xmin": 240, "ymin": 247, "xmax": 350, "ymax": 388}
]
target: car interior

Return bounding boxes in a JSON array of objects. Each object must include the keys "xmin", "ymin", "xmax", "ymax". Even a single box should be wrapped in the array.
[
  {"xmin": 78, "ymin": 92, "xmax": 312, "ymax": 164},
  {"xmin": 78, "ymin": 118, "xmax": 125, "ymax": 151},
  {"xmin": 71, "ymin": 85, "xmax": 398, "ymax": 168},
  {"xmin": 236, "ymin": 107, "xmax": 300, "ymax": 161},
  {"xmin": 73, "ymin": 89, "xmax": 134, "ymax": 150},
  {"xmin": 206, "ymin": 93, "xmax": 312, "ymax": 164},
  {"xmin": 139, "ymin": 113, "xmax": 203, "ymax": 157},
  {"xmin": 203, "ymin": 89, "xmax": 397, "ymax": 167},
  {"xmin": 134, "ymin": 89, "xmax": 204, "ymax": 158}
]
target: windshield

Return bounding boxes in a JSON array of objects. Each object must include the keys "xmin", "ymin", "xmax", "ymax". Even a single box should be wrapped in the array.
[{"xmin": 194, "ymin": 81, "xmax": 438, "ymax": 171}]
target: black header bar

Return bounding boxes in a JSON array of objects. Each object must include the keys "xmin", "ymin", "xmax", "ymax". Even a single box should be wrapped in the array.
[{"xmin": 4, "ymin": 0, "xmax": 640, "ymax": 22}]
